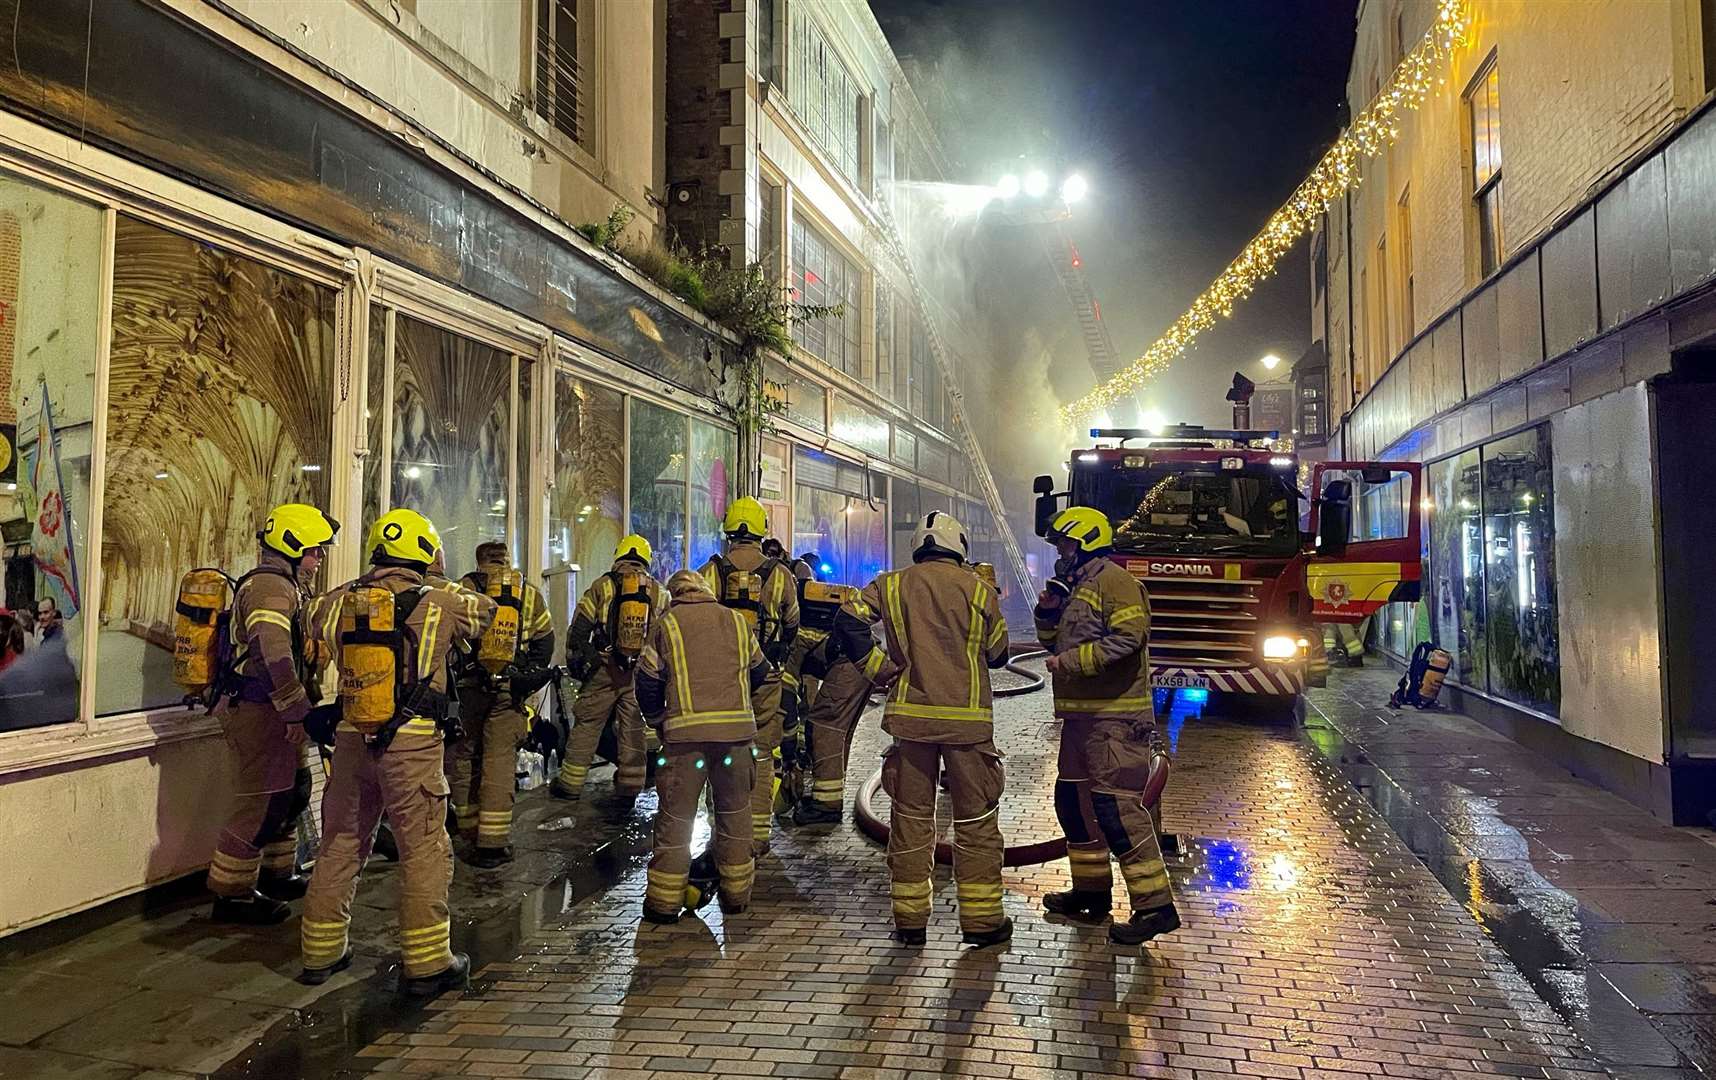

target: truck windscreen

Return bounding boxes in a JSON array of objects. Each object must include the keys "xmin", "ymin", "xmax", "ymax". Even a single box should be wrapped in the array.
[{"xmin": 1078, "ymin": 465, "xmax": 1301, "ymax": 556}]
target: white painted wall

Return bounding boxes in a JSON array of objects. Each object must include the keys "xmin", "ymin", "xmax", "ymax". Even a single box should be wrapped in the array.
[
  {"xmin": 0, "ymin": 735, "xmax": 229, "ymax": 934},
  {"xmin": 1552, "ymin": 381, "xmax": 1666, "ymax": 764}
]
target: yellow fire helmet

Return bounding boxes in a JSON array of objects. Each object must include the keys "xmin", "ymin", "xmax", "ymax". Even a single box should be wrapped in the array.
[
  {"xmin": 614, "ymin": 533, "xmax": 653, "ymax": 567},
  {"xmin": 1047, "ymin": 506, "xmax": 1114, "ymax": 553},
  {"xmin": 367, "ymin": 508, "xmax": 442, "ymax": 567},
  {"xmin": 258, "ymin": 503, "xmax": 340, "ymax": 560},
  {"xmin": 721, "ymin": 496, "xmax": 768, "ymax": 541}
]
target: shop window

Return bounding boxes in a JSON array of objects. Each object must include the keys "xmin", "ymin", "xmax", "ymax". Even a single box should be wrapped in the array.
[
  {"xmin": 791, "ymin": 448, "xmax": 887, "ymax": 585},
  {"xmin": 629, "ymin": 399, "xmax": 687, "ymax": 576},
  {"xmin": 688, "ymin": 417, "xmax": 735, "ymax": 569},
  {"xmin": 100, "ymin": 215, "xmax": 335, "ymax": 717},
  {"xmin": 390, "ymin": 314, "xmax": 511, "ymax": 583},
  {"xmin": 550, "ymin": 371, "xmax": 624, "ymax": 574},
  {"xmin": 0, "ymin": 175, "xmax": 102, "ymax": 730},
  {"xmin": 1481, "ymin": 426, "xmax": 1557, "ymax": 714},
  {"xmin": 1426, "ymin": 449, "xmax": 1485, "ymax": 683}
]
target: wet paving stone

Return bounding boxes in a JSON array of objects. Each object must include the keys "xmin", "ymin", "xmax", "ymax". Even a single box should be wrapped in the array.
[
  {"xmin": 1305, "ymin": 665, "xmax": 1716, "ymax": 1077},
  {"xmin": 218, "ymin": 661, "xmax": 1612, "ymax": 1079}
]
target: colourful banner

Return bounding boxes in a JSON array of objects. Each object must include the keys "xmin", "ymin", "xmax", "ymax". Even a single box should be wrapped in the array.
[{"xmin": 31, "ymin": 385, "xmax": 79, "ymax": 615}]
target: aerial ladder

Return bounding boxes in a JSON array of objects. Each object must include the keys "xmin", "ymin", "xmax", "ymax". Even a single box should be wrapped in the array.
[
  {"xmin": 1045, "ymin": 224, "xmax": 1126, "ymax": 386},
  {"xmin": 871, "ymin": 200, "xmax": 1037, "ymax": 605}
]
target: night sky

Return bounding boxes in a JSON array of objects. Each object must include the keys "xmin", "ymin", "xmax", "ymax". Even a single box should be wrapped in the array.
[{"xmin": 870, "ymin": 0, "xmax": 1358, "ymax": 444}]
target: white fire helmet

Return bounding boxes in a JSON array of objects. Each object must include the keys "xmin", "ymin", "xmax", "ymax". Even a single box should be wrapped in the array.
[{"xmin": 911, "ymin": 510, "xmax": 968, "ymax": 563}]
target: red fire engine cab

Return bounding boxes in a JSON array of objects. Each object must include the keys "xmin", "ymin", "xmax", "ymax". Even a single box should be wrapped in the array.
[{"xmin": 1033, "ymin": 426, "xmax": 1423, "ymax": 707}]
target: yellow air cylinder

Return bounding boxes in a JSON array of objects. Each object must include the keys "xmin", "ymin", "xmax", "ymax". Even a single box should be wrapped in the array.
[{"xmin": 172, "ymin": 569, "xmax": 230, "ymax": 691}]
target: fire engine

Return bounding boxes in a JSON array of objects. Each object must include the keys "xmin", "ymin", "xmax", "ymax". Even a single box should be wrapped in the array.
[{"xmin": 1033, "ymin": 426, "xmax": 1424, "ymax": 710}]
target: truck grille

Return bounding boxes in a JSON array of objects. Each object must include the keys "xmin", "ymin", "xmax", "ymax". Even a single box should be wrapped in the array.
[{"xmin": 1141, "ymin": 575, "xmax": 1261, "ymax": 670}]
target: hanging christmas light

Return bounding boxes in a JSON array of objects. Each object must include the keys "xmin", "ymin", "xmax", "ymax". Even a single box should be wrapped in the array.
[{"xmin": 1060, "ymin": 0, "xmax": 1470, "ymax": 426}]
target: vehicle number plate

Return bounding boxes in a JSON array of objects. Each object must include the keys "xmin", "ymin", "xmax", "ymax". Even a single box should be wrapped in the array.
[{"xmin": 1152, "ymin": 674, "xmax": 1211, "ymax": 690}]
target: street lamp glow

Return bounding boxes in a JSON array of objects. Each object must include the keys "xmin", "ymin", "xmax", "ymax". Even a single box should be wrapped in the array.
[
  {"xmin": 995, "ymin": 173, "xmax": 1020, "ymax": 199},
  {"xmin": 1023, "ymin": 170, "xmax": 1050, "ymax": 198},
  {"xmin": 1260, "ymin": 352, "xmax": 1283, "ymax": 371},
  {"xmin": 1139, "ymin": 407, "xmax": 1166, "ymax": 434},
  {"xmin": 1060, "ymin": 173, "xmax": 1089, "ymax": 203}
]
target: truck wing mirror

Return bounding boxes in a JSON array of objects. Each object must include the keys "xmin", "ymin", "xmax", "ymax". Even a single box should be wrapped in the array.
[
  {"xmin": 1032, "ymin": 474, "xmax": 1055, "ymax": 495},
  {"xmin": 1034, "ymin": 492, "xmax": 1058, "ymax": 537},
  {"xmin": 1317, "ymin": 478, "xmax": 1352, "ymax": 557},
  {"xmin": 1360, "ymin": 465, "xmax": 1393, "ymax": 485}
]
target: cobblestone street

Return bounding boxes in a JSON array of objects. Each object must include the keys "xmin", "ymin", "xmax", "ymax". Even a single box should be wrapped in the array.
[{"xmin": 212, "ymin": 662, "xmax": 1610, "ymax": 1080}]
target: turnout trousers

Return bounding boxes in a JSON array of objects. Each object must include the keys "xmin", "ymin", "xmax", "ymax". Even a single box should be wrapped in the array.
[
  {"xmin": 749, "ymin": 673, "xmax": 785, "ymax": 852},
  {"xmin": 881, "ymin": 738, "xmax": 1006, "ymax": 934},
  {"xmin": 1054, "ymin": 717, "xmax": 1174, "ymax": 913},
  {"xmin": 447, "ymin": 686, "xmax": 528, "ymax": 848},
  {"xmin": 208, "ymin": 700, "xmax": 312, "ymax": 898},
  {"xmin": 558, "ymin": 660, "xmax": 650, "ymax": 796},
  {"xmin": 302, "ymin": 726, "xmax": 456, "ymax": 979},
  {"xmin": 644, "ymin": 741, "xmax": 757, "ymax": 917},
  {"xmin": 804, "ymin": 660, "xmax": 868, "ymax": 812}
]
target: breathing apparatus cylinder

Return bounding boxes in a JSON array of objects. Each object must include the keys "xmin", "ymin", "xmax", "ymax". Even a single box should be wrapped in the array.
[
  {"xmin": 477, "ymin": 569, "xmax": 524, "ymax": 673},
  {"xmin": 172, "ymin": 569, "xmax": 231, "ymax": 692}
]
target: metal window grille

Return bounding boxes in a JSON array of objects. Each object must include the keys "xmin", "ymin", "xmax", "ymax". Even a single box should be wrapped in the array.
[{"xmin": 535, "ymin": 0, "xmax": 587, "ymax": 147}]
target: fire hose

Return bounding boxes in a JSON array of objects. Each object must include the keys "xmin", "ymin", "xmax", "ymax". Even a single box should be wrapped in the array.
[{"xmin": 850, "ymin": 649, "xmax": 1171, "ymax": 867}]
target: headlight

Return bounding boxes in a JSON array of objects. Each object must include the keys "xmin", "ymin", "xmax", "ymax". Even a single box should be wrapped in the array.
[{"xmin": 1261, "ymin": 635, "xmax": 1300, "ymax": 660}]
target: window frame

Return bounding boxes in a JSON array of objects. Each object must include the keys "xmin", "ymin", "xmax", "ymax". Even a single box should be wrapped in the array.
[
  {"xmin": 1465, "ymin": 56, "xmax": 1504, "ymax": 280},
  {"xmin": 533, "ymin": 0, "xmax": 595, "ymax": 153},
  {"xmin": 789, "ymin": 208, "xmax": 865, "ymax": 378}
]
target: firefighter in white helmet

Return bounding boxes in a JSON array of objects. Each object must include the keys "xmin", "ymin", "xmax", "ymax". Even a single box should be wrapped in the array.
[
  {"xmin": 1036, "ymin": 506, "xmax": 1180, "ymax": 947},
  {"xmin": 835, "ymin": 511, "xmax": 1012, "ymax": 948}
]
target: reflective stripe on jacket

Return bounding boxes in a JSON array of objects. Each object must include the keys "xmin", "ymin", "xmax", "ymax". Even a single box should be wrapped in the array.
[
  {"xmin": 634, "ymin": 593, "xmax": 766, "ymax": 743},
  {"xmin": 1037, "ymin": 555, "xmax": 1151, "ymax": 722},
  {"xmin": 846, "ymin": 559, "xmax": 1008, "ymax": 744},
  {"xmin": 232, "ymin": 550, "xmax": 310, "ymax": 724}
]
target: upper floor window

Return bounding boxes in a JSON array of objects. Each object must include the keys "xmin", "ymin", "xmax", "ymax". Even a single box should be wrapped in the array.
[
  {"xmin": 791, "ymin": 213, "xmax": 863, "ymax": 377},
  {"xmin": 758, "ymin": 174, "xmax": 783, "ymax": 280},
  {"xmin": 757, "ymin": 0, "xmax": 779, "ymax": 86},
  {"xmin": 787, "ymin": 8, "xmax": 862, "ymax": 184},
  {"xmin": 534, "ymin": 0, "xmax": 590, "ymax": 149},
  {"xmin": 1467, "ymin": 60, "xmax": 1503, "ymax": 278},
  {"xmin": 1398, "ymin": 186, "xmax": 1415, "ymax": 343}
]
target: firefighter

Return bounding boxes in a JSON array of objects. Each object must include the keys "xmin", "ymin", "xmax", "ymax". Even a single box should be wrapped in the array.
[
  {"xmin": 637, "ymin": 571, "xmax": 768, "ymax": 923},
  {"xmin": 205, "ymin": 503, "xmax": 339, "ymax": 924},
  {"xmin": 448, "ymin": 541, "xmax": 555, "ymax": 868},
  {"xmin": 698, "ymin": 498, "xmax": 799, "ymax": 855},
  {"xmin": 836, "ymin": 511, "xmax": 1011, "ymax": 948},
  {"xmin": 775, "ymin": 554, "xmax": 837, "ymax": 819},
  {"xmin": 551, "ymin": 535, "xmax": 668, "ymax": 806},
  {"xmin": 297, "ymin": 509, "xmax": 496, "ymax": 994},
  {"xmin": 1035, "ymin": 506, "xmax": 1180, "ymax": 947},
  {"xmin": 787, "ymin": 578, "xmax": 870, "ymax": 827}
]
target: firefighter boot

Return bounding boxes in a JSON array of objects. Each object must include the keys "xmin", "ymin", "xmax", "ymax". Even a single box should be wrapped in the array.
[
  {"xmin": 468, "ymin": 846, "xmax": 513, "ymax": 869},
  {"xmin": 791, "ymin": 799, "xmax": 842, "ymax": 828},
  {"xmin": 549, "ymin": 777, "xmax": 580, "ymax": 801},
  {"xmin": 1042, "ymin": 889, "xmax": 1112, "ymax": 921},
  {"xmin": 1109, "ymin": 903, "xmax": 1181, "ymax": 946},
  {"xmin": 257, "ymin": 872, "xmax": 310, "ymax": 902},
  {"xmin": 298, "ymin": 950, "xmax": 354, "ymax": 986},
  {"xmin": 684, "ymin": 851, "xmax": 718, "ymax": 914},
  {"xmin": 401, "ymin": 952, "xmax": 471, "ymax": 997},
  {"xmin": 893, "ymin": 926, "xmax": 927, "ymax": 947},
  {"xmin": 211, "ymin": 891, "xmax": 292, "ymax": 926},
  {"xmin": 962, "ymin": 916, "xmax": 1014, "ymax": 949}
]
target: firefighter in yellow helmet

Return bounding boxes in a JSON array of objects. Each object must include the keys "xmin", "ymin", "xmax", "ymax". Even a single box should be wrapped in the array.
[
  {"xmin": 637, "ymin": 570, "xmax": 769, "ymax": 923},
  {"xmin": 836, "ymin": 512, "xmax": 1012, "ymax": 948},
  {"xmin": 551, "ymin": 534, "xmax": 668, "ymax": 806},
  {"xmin": 698, "ymin": 497, "xmax": 799, "ymax": 856},
  {"xmin": 204, "ymin": 503, "xmax": 339, "ymax": 924},
  {"xmin": 446, "ymin": 541, "xmax": 555, "ymax": 867},
  {"xmin": 297, "ymin": 509, "xmax": 497, "ymax": 994},
  {"xmin": 1036, "ymin": 506, "xmax": 1180, "ymax": 947}
]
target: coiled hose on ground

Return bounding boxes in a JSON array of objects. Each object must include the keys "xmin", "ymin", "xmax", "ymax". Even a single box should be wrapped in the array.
[{"xmin": 850, "ymin": 648, "xmax": 1169, "ymax": 868}]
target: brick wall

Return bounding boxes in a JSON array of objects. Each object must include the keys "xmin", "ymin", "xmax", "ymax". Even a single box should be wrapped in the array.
[{"xmin": 664, "ymin": 1, "xmax": 732, "ymax": 254}]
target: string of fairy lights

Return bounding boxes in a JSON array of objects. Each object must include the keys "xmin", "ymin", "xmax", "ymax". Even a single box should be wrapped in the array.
[{"xmin": 1059, "ymin": 0, "xmax": 1472, "ymax": 427}]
